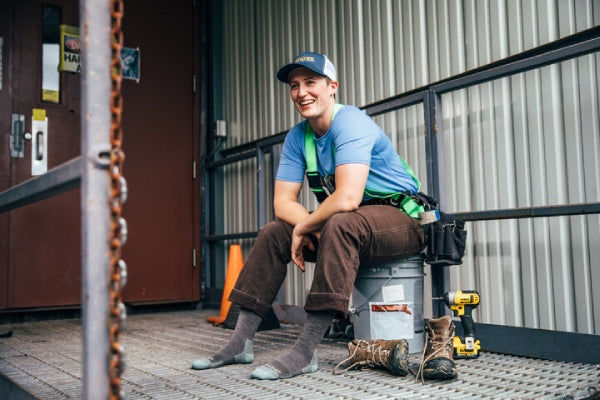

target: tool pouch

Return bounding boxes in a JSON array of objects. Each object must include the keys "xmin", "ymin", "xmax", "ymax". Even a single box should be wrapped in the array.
[{"xmin": 425, "ymin": 211, "xmax": 467, "ymax": 265}]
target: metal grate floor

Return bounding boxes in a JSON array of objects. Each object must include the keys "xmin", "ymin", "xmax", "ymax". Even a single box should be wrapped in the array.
[{"xmin": 1, "ymin": 309, "xmax": 599, "ymax": 399}]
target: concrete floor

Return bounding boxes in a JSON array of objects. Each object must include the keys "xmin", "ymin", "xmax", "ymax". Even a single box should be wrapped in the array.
[{"xmin": 1, "ymin": 309, "xmax": 599, "ymax": 399}]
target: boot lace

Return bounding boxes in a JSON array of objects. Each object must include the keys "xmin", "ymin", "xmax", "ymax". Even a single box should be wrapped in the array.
[
  {"xmin": 414, "ymin": 330, "xmax": 453, "ymax": 383},
  {"xmin": 333, "ymin": 340, "xmax": 391, "ymax": 375}
]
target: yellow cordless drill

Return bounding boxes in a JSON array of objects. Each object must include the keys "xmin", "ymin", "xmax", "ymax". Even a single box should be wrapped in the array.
[{"xmin": 444, "ymin": 290, "xmax": 481, "ymax": 359}]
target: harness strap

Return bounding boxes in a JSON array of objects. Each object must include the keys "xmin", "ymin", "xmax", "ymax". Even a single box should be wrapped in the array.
[
  {"xmin": 303, "ymin": 104, "xmax": 423, "ymax": 218},
  {"xmin": 304, "ymin": 103, "xmax": 343, "ymax": 172},
  {"xmin": 305, "ymin": 103, "xmax": 343, "ymax": 203}
]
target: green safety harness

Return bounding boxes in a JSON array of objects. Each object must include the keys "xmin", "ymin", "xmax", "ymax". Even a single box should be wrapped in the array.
[{"xmin": 304, "ymin": 104, "xmax": 425, "ymax": 218}]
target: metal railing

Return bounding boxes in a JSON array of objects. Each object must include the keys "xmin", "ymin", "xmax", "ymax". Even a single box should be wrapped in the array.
[{"xmin": 205, "ymin": 27, "xmax": 600, "ymax": 242}]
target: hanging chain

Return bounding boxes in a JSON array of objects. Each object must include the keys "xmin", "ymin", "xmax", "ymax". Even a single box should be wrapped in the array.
[{"xmin": 109, "ymin": 0, "xmax": 127, "ymax": 398}]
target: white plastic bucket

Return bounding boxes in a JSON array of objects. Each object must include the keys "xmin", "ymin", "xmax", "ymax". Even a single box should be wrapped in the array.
[{"xmin": 351, "ymin": 254, "xmax": 425, "ymax": 354}]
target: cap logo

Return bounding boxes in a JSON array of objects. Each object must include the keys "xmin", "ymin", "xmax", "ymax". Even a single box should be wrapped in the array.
[{"xmin": 295, "ymin": 56, "xmax": 315, "ymax": 63}]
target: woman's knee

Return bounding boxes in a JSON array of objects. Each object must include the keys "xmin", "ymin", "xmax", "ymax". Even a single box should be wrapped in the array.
[
  {"xmin": 258, "ymin": 219, "xmax": 293, "ymax": 238},
  {"xmin": 321, "ymin": 212, "xmax": 362, "ymax": 238},
  {"xmin": 252, "ymin": 219, "xmax": 294, "ymax": 255}
]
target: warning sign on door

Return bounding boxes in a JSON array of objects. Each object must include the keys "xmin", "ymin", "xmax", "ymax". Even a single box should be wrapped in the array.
[
  {"xmin": 122, "ymin": 47, "xmax": 140, "ymax": 81},
  {"xmin": 59, "ymin": 25, "xmax": 81, "ymax": 73}
]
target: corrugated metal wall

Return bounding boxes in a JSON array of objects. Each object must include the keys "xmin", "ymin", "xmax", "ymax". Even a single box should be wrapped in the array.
[{"xmin": 214, "ymin": 0, "xmax": 600, "ymax": 334}]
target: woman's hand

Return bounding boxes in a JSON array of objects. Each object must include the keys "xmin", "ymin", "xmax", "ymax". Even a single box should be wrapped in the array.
[{"xmin": 291, "ymin": 225, "xmax": 318, "ymax": 272}]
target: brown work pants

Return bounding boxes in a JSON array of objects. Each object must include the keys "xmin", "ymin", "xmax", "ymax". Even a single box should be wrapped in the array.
[{"xmin": 229, "ymin": 205, "xmax": 425, "ymax": 318}]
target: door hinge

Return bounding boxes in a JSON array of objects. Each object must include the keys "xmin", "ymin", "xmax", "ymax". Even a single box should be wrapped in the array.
[
  {"xmin": 193, "ymin": 160, "xmax": 197, "ymax": 179},
  {"xmin": 193, "ymin": 74, "xmax": 197, "ymax": 93},
  {"xmin": 193, "ymin": 248, "xmax": 197, "ymax": 268}
]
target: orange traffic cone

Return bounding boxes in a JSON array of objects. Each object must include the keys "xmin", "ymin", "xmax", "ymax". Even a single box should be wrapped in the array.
[{"xmin": 207, "ymin": 244, "xmax": 244, "ymax": 325}]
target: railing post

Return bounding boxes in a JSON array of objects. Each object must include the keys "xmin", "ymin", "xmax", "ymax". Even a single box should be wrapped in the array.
[
  {"xmin": 80, "ymin": 0, "xmax": 111, "ymax": 398},
  {"xmin": 256, "ymin": 144, "xmax": 266, "ymax": 230},
  {"xmin": 424, "ymin": 89, "xmax": 450, "ymax": 318}
]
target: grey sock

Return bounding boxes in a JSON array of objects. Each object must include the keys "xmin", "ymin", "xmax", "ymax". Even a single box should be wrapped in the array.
[
  {"xmin": 212, "ymin": 307, "xmax": 261, "ymax": 362},
  {"xmin": 267, "ymin": 310, "xmax": 334, "ymax": 378}
]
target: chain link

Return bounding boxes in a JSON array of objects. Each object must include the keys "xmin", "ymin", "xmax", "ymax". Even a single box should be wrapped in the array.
[{"xmin": 109, "ymin": 0, "xmax": 127, "ymax": 398}]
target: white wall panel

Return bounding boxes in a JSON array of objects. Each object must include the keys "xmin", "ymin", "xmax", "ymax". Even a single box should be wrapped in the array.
[{"xmin": 214, "ymin": 0, "xmax": 600, "ymax": 334}]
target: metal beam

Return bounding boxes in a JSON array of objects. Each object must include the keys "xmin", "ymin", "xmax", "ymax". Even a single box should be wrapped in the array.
[
  {"xmin": 205, "ymin": 149, "xmax": 257, "ymax": 169},
  {"xmin": 80, "ymin": 0, "xmax": 112, "ymax": 398},
  {"xmin": 0, "ymin": 158, "xmax": 81, "ymax": 213},
  {"xmin": 454, "ymin": 322, "xmax": 600, "ymax": 364},
  {"xmin": 452, "ymin": 202, "xmax": 600, "ymax": 222},
  {"xmin": 433, "ymin": 26, "xmax": 600, "ymax": 94},
  {"xmin": 217, "ymin": 131, "xmax": 286, "ymax": 160},
  {"xmin": 362, "ymin": 90, "xmax": 426, "ymax": 117},
  {"xmin": 206, "ymin": 231, "xmax": 258, "ymax": 242}
]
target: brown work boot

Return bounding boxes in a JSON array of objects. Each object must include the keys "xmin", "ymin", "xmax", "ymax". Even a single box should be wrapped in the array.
[
  {"xmin": 417, "ymin": 315, "xmax": 457, "ymax": 380},
  {"xmin": 333, "ymin": 339, "xmax": 409, "ymax": 376}
]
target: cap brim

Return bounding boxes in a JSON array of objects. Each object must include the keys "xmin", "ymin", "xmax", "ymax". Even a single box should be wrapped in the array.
[
  {"xmin": 277, "ymin": 63, "xmax": 305, "ymax": 83},
  {"xmin": 276, "ymin": 63, "xmax": 297, "ymax": 83},
  {"xmin": 276, "ymin": 63, "xmax": 329, "ymax": 83}
]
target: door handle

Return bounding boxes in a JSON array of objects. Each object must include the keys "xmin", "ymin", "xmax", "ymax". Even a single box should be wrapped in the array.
[
  {"xmin": 36, "ymin": 131, "xmax": 44, "ymax": 161},
  {"xmin": 31, "ymin": 109, "xmax": 48, "ymax": 176},
  {"xmin": 14, "ymin": 120, "xmax": 24, "ymax": 151},
  {"xmin": 10, "ymin": 114, "xmax": 25, "ymax": 158}
]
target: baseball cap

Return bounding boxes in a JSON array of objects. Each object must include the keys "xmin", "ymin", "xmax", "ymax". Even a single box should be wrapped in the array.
[{"xmin": 276, "ymin": 51, "xmax": 337, "ymax": 83}]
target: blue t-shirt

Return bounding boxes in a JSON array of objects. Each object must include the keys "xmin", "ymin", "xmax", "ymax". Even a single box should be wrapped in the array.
[{"xmin": 276, "ymin": 105, "xmax": 419, "ymax": 200}]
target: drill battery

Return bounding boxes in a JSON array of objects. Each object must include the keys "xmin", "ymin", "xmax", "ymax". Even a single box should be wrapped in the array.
[{"xmin": 453, "ymin": 333, "xmax": 481, "ymax": 358}]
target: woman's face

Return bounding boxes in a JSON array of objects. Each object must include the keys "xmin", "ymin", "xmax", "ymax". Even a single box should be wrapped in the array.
[{"xmin": 288, "ymin": 67, "xmax": 338, "ymax": 121}]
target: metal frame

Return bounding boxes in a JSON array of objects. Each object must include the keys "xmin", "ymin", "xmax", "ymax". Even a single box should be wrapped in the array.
[
  {"xmin": 79, "ymin": 1, "xmax": 112, "ymax": 398},
  {"xmin": 203, "ymin": 26, "xmax": 600, "ymax": 362},
  {"xmin": 0, "ymin": 157, "xmax": 81, "ymax": 213}
]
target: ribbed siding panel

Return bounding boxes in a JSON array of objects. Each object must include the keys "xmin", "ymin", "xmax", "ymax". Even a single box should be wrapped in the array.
[
  {"xmin": 215, "ymin": 0, "xmax": 600, "ymax": 334},
  {"xmin": 441, "ymin": 54, "xmax": 600, "ymax": 333}
]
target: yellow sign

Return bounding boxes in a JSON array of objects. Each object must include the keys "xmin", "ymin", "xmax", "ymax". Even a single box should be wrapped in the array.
[
  {"xmin": 42, "ymin": 89, "xmax": 59, "ymax": 103},
  {"xmin": 32, "ymin": 108, "xmax": 47, "ymax": 121},
  {"xmin": 59, "ymin": 25, "xmax": 81, "ymax": 73}
]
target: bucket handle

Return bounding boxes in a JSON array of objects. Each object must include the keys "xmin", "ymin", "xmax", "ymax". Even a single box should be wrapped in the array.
[{"xmin": 350, "ymin": 275, "xmax": 393, "ymax": 316}]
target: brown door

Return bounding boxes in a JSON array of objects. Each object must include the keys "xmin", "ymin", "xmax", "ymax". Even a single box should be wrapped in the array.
[
  {"xmin": 120, "ymin": 0, "xmax": 200, "ymax": 303},
  {"xmin": 0, "ymin": 0, "xmax": 200, "ymax": 309},
  {"xmin": 0, "ymin": 0, "xmax": 82, "ymax": 309}
]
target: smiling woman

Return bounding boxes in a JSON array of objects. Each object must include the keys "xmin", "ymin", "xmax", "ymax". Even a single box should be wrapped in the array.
[
  {"xmin": 287, "ymin": 69, "xmax": 337, "ymax": 136},
  {"xmin": 191, "ymin": 51, "xmax": 428, "ymax": 381}
]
